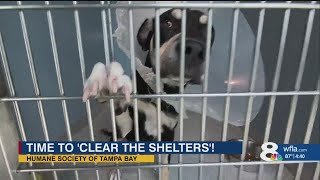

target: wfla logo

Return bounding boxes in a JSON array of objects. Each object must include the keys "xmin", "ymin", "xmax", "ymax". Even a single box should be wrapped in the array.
[{"xmin": 260, "ymin": 142, "xmax": 283, "ymax": 161}]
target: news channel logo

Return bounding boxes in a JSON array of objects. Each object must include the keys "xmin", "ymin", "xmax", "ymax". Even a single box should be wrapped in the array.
[{"xmin": 260, "ymin": 142, "xmax": 283, "ymax": 161}]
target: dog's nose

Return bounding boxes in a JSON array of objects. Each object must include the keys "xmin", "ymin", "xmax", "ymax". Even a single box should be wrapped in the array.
[{"xmin": 176, "ymin": 39, "xmax": 205, "ymax": 62}]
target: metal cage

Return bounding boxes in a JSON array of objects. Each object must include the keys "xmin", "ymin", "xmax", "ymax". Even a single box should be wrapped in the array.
[{"xmin": 0, "ymin": 1, "xmax": 319, "ymax": 180}]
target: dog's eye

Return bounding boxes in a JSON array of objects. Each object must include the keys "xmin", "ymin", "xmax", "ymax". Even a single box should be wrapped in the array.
[{"xmin": 166, "ymin": 20, "xmax": 172, "ymax": 28}]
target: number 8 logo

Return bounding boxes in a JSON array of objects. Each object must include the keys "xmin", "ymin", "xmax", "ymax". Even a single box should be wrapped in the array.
[{"xmin": 260, "ymin": 142, "xmax": 278, "ymax": 161}]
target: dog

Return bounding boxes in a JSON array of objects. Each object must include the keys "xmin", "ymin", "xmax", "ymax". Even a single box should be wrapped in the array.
[{"xmin": 82, "ymin": 8, "xmax": 215, "ymax": 180}]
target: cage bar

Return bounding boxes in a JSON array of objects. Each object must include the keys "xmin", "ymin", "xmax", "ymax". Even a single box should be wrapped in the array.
[
  {"xmin": 277, "ymin": 1, "xmax": 316, "ymax": 179},
  {"xmin": 128, "ymin": 1, "xmax": 141, "ymax": 179},
  {"xmin": 314, "ymin": 163, "xmax": 320, "ymax": 180},
  {"xmin": 0, "ymin": 137, "xmax": 13, "ymax": 180},
  {"xmin": 72, "ymin": 1, "xmax": 100, "ymax": 179},
  {"xmin": 17, "ymin": 1, "xmax": 58, "ymax": 179},
  {"xmin": 100, "ymin": 0, "xmax": 118, "ymax": 144},
  {"xmin": 0, "ymin": 33, "xmax": 37, "ymax": 180},
  {"xmin": 15, "ymin": 160, "xmax": 320, "ymax": 173},
  {"xmin": 257, "ymin": 2, "xmax": 291, "ymax": 179},
  {"xmin": 106, "ymin": 1, "xmax": 115, "ymax": 60},
  {"xmin": 0, "ymin": 33, "xmax": 27, "ymax": 145},
  {"xmin": 219, "ymin": 3, "xmax": 240, "ymax": 180},
  {"xmin": 0, "ymin": 91, "xmax": 319, "ymax": 102},
  {"xmin": 155, "ymin": 6, "xmax": 161, "ymax": 142},
  {"xmin": 295, "ymin": 79, "xmax": 319, "ymax": 180},
  {"xmin": 101, "ymin": 1, "xmax": 111, "ymax": 65},
  {"xmin": 0, "ymin": 3, "xmax": 320, "ymax": 10},
  {"xmin": 238, "ymin": 3, "xmax": 265, "ymax": 180},
  {"xmin": 45, "ymin": 1, "xmax": 79, "ymax": 179},
  {"xmin": 100, "ymin": 2, "xmax": 121, "ymax": 179},
  {"xmin": 155, "ymin": 5, "xmax": 162, "ymax": 179},
  {"xmin": 128, "ymin": 0, "xmax": 140, "ymax": 146},
  {"xmin": 178, "ymin": 5, "xmax": 187, "ymax": 180},
  {"xmin": 199, "ymin": 4, "xmax": 214, "ymax": 180}
]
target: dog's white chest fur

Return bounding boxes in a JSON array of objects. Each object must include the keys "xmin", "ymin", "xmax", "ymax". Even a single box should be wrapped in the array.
[
  {"xmin": 115, "ymin": 111, "xmax": 133, "ymax": 137},
  {"xmin": 116, "ymin": 100, "xmax": 178, "ymax": 138}
]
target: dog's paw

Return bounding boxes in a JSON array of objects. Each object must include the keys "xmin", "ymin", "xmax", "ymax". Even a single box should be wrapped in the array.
[
  {"xmin": 82, "ymin": 62, "xmax": 132, "ymax": 102},
  {"xmin": 109, "ymin": 169, "xmax": 120, "ymax": 180}
]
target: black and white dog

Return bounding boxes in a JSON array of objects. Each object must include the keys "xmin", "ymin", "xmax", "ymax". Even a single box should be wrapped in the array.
[{"xmin": 82, "ymin": 8, "xmax": 215, "ymax": 180}]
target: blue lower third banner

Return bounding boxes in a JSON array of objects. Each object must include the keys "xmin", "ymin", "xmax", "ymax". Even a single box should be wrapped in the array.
[
  {"xmin": 260, "ymin": 142, "xmax": 320, "ymax": 161},
  {"xmin": 19, "ymin": 141, "xmax": 242, "ymax": 154}
]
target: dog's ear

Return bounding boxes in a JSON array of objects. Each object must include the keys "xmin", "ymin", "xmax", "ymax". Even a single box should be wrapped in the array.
[{"xmin": 137, "ymin": 18, "xmax": 154, "ymax": 51}]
